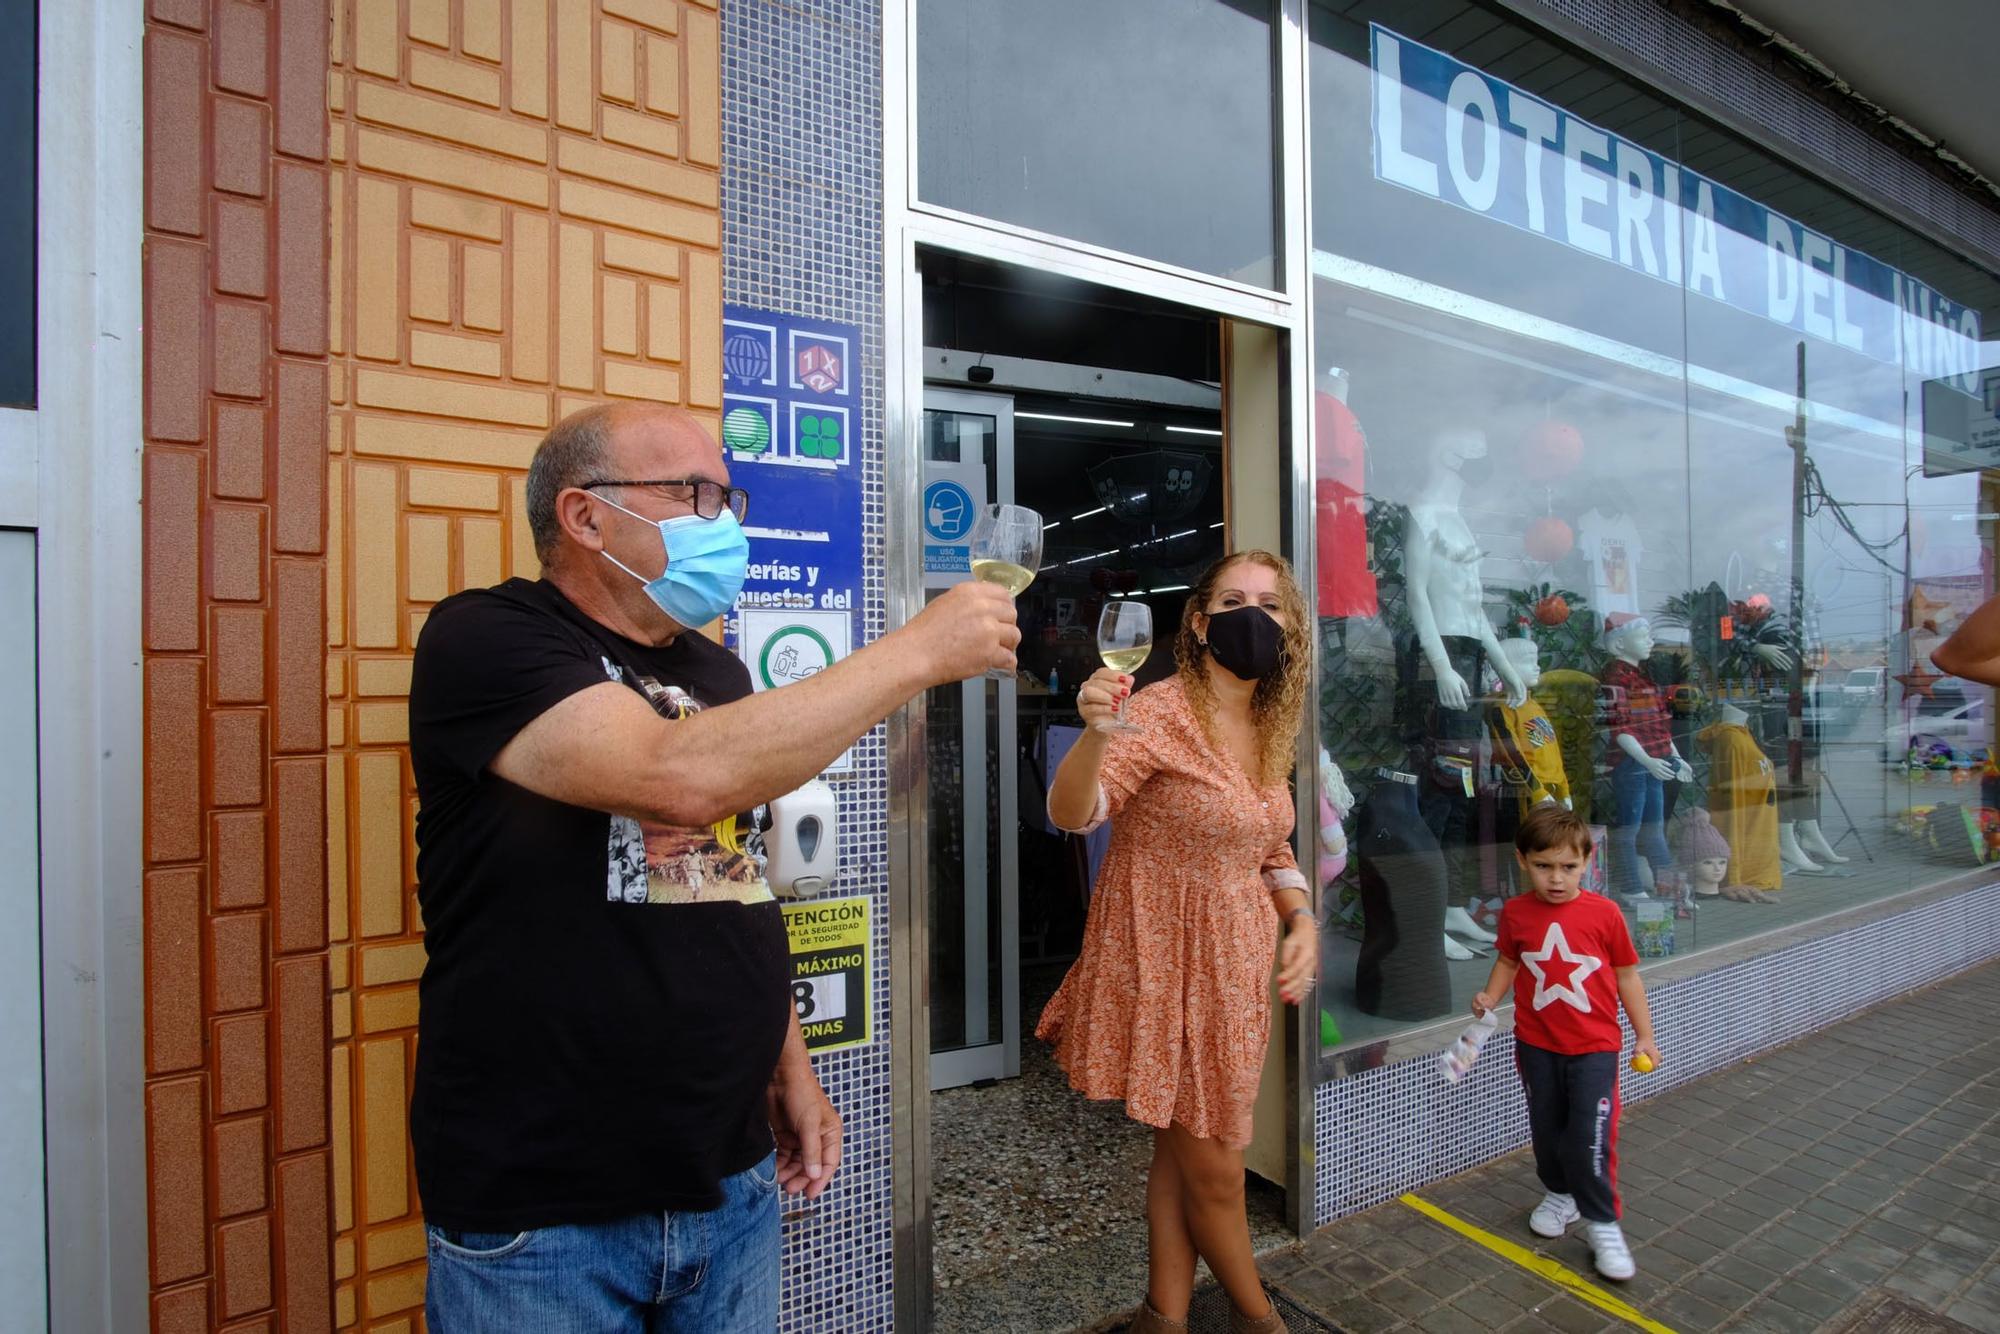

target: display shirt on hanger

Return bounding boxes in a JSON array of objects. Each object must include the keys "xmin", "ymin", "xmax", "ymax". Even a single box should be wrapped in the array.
[
  {"xmin": 1489, "ymin": 696, "xmax": 1570, "ymax": 812},
  {"xmin": 1314, "ymin": 390, "xmax": 1379, "ymax": 619},
  {"xmin": 1577, "ymin": 509, "xmax": 1644, "ymax": 618},
  {"xmin": 1697, "ymin": 720, "xmax": 1784, "ymax": 890}
]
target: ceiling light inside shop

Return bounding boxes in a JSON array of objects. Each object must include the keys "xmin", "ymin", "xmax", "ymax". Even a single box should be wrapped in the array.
[
  {"xmin": 1015, "ymin": 412, "xmax": 1136, "ymax": 428},
  {"xmin": 1165, "ymin": 425, "xmax": 1223, "ymax": 437}
]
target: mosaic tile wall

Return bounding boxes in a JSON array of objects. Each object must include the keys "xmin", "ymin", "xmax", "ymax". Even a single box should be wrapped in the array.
[
  {"xmin": 720, "ymin": 1, "xmax": 892, "ymax": 1331},
  {"xmin": 1314, "ymin": 880, "xmax": 2000, "ymax": 1225}
]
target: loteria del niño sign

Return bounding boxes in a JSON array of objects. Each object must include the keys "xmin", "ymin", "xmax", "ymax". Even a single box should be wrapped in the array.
[{"xmin": 1369, "ymin": 24, "xmax": 1982, "ymax": 394}]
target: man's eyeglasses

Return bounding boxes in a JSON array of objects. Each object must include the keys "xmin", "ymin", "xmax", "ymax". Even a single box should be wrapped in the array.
[{"xmin": 582, "ymin": 479, "xmax": 749, "ymax": 523}]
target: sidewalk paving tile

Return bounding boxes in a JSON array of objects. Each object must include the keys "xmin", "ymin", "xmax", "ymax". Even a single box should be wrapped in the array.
[{"xmin": 1236, "ymin": 959, "xmax": 2000, "ymax": 1334}]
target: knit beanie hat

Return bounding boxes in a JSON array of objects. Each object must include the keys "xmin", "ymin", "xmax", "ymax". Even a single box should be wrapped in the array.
[{"xmin": 1672, "ymin": 808, "xmax": 1731, "ymax": 864}]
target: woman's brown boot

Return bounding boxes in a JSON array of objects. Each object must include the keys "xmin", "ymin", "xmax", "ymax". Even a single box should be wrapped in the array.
[
  {"xmin": 1228, "ymin": 1292, "xmax": 1289, "ymax": 1334},
  {"xmin": 1128, "ymin": 1299, "xmax": 1188, "ymax": 1333}
]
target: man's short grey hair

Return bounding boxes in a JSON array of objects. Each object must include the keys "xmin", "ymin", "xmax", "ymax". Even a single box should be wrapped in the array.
[{"xmin": 525, "ymin": 406, "xmax": 618, "ymax": 563}]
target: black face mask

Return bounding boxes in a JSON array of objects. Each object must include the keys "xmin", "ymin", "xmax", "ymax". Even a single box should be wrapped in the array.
[{"xmin": 1204, "ymin": 605, "xmax": 1285, "ymax": 681}]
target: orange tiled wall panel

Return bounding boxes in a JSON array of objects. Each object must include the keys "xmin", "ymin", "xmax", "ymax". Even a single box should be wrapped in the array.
[
  {"xmin": 323, "ymin": 1, "xmax": 722, "ymax": 1329},
  {"xmin": 143, "ymin": 0, "xmax": 336, "ymax": 1331}
]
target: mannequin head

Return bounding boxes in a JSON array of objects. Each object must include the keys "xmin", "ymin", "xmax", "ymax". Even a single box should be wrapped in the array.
[
  {"xmin": 1688, "ymin": 856, "xmax": 1730, "ymax": 894},
  {"xmin": 1316, "ymin": 364, "xmax": 1350, "ymax": 403},
  {"xmin": 1672, "ymin": 810, "xmax": 1732, "ymax": 892},
  {"xmin": 1499, "ymin": 637, "xmax": 1542, "ymax": 691},
  {"xmin": 1602, "ymin": 613, "xmax": 1653, "ymax": 664},
  {"xmin": 1427, "ymin": 425, "xmax": 1488, "ymax": 474}
]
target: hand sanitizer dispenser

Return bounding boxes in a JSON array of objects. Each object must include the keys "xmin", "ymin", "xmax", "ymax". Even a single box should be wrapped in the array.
[{"xmin": 768, "ymin": 779, "xmax": 838, "ymax": 899}]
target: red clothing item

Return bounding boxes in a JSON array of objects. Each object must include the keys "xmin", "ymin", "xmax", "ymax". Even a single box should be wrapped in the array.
[
  {"xmin": 1497, "ymin": 892, "xmax": 1638, "ymax": 1054},
  {"xmin": 1314, "ymin": 393, "xmax": 1378, "ymax": 618},
  {"xmin": 1600, "ymin": 659, "xmax": 1672, "ymax": 766}
]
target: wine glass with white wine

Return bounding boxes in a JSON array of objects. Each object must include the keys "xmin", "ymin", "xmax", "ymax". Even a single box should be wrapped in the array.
[
  {"xmin": 1094, "ymin": 600, "xmax": 1152, "ymax": 733},
  {"xmin": 967, "ymin": 503, "xmax": 1043, "ymax": 679}
]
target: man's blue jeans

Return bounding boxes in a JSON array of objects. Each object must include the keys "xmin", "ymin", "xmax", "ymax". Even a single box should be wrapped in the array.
[
  {"xmin": 425, "ymin": 1154, "xmax": 780, "ymax": 1333},
  {"xmin": 1607, "ymin": 759, "xmax": 1672, "ymax": 897}
]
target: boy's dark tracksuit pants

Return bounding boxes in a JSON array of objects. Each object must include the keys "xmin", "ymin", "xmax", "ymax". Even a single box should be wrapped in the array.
[{"xmin": 1516, "ymin": 1041, "xmax": 1622, "ymax": 1222}]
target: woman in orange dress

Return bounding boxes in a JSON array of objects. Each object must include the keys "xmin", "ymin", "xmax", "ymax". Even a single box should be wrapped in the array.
[{"xmin": 1041, "ymin": 550, "xmax": 1316, "ymax": 1334}]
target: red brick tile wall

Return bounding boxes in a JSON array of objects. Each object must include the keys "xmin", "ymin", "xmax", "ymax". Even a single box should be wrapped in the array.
[{"xmin": 142, "ymin": 1, "xmax": 335, "ymax": 1330}]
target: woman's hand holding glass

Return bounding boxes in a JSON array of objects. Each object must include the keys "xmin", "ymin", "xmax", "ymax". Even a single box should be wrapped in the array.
[
  {"xmin": 1075, "ymin": 667, "xmax": 1132, "ymax": 734},
  {"xmin": 1094, "ymin": 601, "xmax": 1152, "ymax": 732}
]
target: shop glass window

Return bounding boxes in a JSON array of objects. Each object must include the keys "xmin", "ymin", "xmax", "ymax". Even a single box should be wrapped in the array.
[
  {"xmin": 916, "ymin": 0, "xmax": 1279, "ymax": 289},
  {"xmin": 0, "ymin": 0, "xmax": 32, "ymax": 407},
  {"xmin": 1305, "ymin": 0, "xmax": 2000, "ymax": 1062}
]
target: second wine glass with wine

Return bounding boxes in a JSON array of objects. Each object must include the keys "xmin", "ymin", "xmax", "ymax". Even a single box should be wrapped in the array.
[{"xmin": 1095, "ymin": 600, "xmax": 1153, "ymax": 733}]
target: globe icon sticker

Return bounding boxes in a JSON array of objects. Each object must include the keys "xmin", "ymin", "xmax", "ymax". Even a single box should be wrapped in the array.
[
  {"xmin": 924, "ymin": 481, "xmax": 974, "ymax": 540},
  {"xmin": 724, "ymin": 329, "xmax": 773, "ymax": 384},
  {"xmin": 723, "ymin": 405, "xmax": 772, "ymax": 454}
]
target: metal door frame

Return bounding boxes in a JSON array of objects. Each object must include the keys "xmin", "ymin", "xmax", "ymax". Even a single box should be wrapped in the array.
[
  {"xmin": 16, "ymin": 4, "xmax": 150, "ymax": 1330},
  {"xmin": 919, "ymin": 386, "xmax": 1021, "ymax": 1091},
  {"xmin": 885, "ymin": 4, "xmax": 1318, "ymax": 1325}
]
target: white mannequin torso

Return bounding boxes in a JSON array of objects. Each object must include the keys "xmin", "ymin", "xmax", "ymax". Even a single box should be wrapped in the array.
[{"xmin": 1408, "ymin": 496, "xmax": 1489, "ymax": 640}]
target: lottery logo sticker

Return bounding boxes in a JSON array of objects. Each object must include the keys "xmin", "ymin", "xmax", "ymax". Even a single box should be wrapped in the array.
[
  {"xmin": 757, "ymin": 623, "xmax": 837, "ymax": 689},
  {"xmin": 784, "ymin": 897, "xmax": 870, "ymax": 1053}
]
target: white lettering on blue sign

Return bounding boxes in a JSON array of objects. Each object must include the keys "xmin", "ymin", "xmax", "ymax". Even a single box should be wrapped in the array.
[{"xmin": 1368, "ymin": 25, "xmax": 1982, "ymax": 390}]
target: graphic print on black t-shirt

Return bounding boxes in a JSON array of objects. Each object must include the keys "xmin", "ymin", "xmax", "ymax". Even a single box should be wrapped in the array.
[{"xmin": 598, "ymin": 656, "xmax": 775, "ymax": 906}]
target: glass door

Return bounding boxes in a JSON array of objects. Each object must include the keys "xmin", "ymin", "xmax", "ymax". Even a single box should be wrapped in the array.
[{"xmin": 923, "ymin": 389, "xmax": 1021, "ymax": 1089}]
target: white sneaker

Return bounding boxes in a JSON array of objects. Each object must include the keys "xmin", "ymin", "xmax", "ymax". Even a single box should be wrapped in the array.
[
  {"xmin": 1587, "ymin": 1222, "xmax": 1635, "ymax": 1280},
  {"xmin": 1529, "ymin": 1192, "xmax": 1579, "ymax": 1238}
]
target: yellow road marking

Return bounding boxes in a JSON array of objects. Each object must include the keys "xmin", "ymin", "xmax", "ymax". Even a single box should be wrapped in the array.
[{"xmin": 1397, "ymin": 1193, "xmax": 1681, "ymax": 1334}]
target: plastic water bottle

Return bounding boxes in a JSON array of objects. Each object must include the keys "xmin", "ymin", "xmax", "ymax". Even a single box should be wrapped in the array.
[{"xmin": 1439, "ymin": 1011, "xmax": 1499, "ymax": 1084}]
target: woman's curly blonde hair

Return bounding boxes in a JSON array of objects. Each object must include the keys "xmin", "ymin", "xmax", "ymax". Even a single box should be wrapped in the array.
[{"xmin": 1172, "ymin": 549, "xmax": 1312, "ymax": 787}]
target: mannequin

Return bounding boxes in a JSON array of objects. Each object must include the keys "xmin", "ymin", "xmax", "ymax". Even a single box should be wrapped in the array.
[
  {"xmin": 1352, "ymin": 771, "xmax": 1452, "ymax": 1021},
  {"xmin": 1672, "ymin": 808, "xmax": 1775, "ymax": 903},
  {"xmin": 1795, "ymin": 818, "xmax": 1849, "ymax": 865},
  {"xmin": 1404, "ymin": 427, "xmax": 1527, "ymax": 953},
  {"xmin": 1599, "ymin": 615, "xmax": 1692, "ymax": 899},
  {"xmin": 1489, "ymin": 637, "xmax": 1571, "ymax": 813},
  {"xmin": 1696, "ymin": 701, "xmax": 1783, "ymax": 892},
  {"xmin": 1404, "ymin": 428, "xmax": 1528, "ymax": 714}
]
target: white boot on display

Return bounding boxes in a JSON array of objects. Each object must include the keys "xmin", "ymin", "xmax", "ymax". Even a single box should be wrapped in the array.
[
  {"xmin": 1443, "ymin": 904, "xmax": 1497, "ymax": 943},
  {"xmin": 1796, "ymin": 818, "xmax": 1849, "ymax": 864},
  {"xmin": 1442, "ymin": 934, "xmax": 1476, "ymax": 961},
  {"xmin": 1778, "ymin": 822, "xmax": 1823, "ymax": 873}
]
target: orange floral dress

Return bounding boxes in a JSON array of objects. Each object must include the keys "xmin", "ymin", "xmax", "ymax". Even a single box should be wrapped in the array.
[{"xmin": 1036, "ymin": 676, "xmax": 1304, "ymax": 1148}]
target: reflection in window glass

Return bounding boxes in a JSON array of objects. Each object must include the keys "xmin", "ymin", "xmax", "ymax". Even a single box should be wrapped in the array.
[
  {"xmin": 917, "ymin": 0, "xmax": 1278, "ymax": 288},
  {"xmin": 1304, "ymin": 1, "xmax": 2000, "ymax": 1060}
]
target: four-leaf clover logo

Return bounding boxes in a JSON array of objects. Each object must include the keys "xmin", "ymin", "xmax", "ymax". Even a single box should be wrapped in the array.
[{"xmin": 798, "ymin": 412, "xmax": 844, "ymax": 461}]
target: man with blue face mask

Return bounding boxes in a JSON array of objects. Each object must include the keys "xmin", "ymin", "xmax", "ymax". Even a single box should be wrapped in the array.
[{"xmin": 407, "ymin": 403, "xmax": 1019, "ymax": 1333}]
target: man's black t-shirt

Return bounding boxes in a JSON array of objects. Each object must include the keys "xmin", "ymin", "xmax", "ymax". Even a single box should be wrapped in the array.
[{"xmin": 407, "ymin": 577, "xmax": 791, "ymax": 1230}]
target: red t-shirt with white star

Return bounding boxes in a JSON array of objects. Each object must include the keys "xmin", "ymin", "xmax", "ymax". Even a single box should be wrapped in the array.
[{"xmin": 1497, "ymin": 892, "xmax": 1639, "ymax": 1054}]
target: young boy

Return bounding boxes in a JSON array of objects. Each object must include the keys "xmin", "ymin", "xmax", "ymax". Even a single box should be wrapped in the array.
[{"xmin": 1472, "ymin": 804, "xmax": 1661, "ymax": 1282}]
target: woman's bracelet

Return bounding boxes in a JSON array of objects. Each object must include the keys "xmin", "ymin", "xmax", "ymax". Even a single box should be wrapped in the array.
[{"xmin": 1286, "ymin": 906, "xmax": 1315, "ymax": 930}]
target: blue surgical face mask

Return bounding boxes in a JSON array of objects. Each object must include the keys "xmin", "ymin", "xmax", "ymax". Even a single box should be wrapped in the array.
[{"xmin": 596, "ymin": 493, "xmax": 750, "ymax": 629}]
